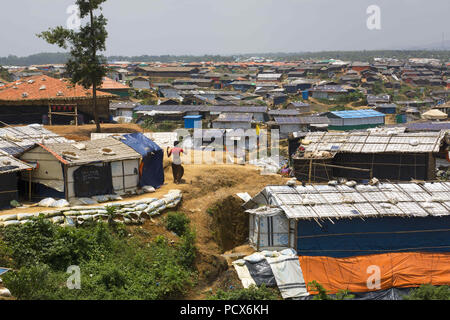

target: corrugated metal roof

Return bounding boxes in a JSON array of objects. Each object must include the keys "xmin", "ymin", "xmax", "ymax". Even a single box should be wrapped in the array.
[
  {"xmin": 274, "ymin": 116, "xmax": 330, "ymax": 125},
  {"xmin": 135, "ymin": 105, "xmax": 267, "ymax": 113},
  {"xmin": 268, "ymin": 109, "xmax": 300, "ymax": 116},
  {"xmin": 300, "ymin": 130, "xmax": 447, "ymax": 154},
  {"xmin": 329, "ymin": 109, "xmax": 386, "ymax": 119},
  {"xmin": 214, "ymin": 113, "xmax": 253, "ymax": 122},
  {"xmin": 252, "ymin": 182, "xmax": 450, "ymax": 220},
  {"xmin": 0, "ymin": 124, "xmax": 73, "ymax": 157},
  {"xmin": 0, "ymin": 154, "xmax": 32, "ymax": 174},
  {"xmin": 34, "ymin": 137, "xmax": 141, "ymax": 166}
]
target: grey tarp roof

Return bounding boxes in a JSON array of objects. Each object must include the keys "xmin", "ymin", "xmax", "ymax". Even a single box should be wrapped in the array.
[
  {"xmin": 300, "ymin": 130, "xmax": 448, "ymax": 154},
  {"xmin": 250, "ymin": 182, "xmax": 450, "ymax": 220},
  {"xmin": 35, "ymin": 137, "xmax": 141, "ymax": 166},
  {"xmin": 0, "ymin": 154, "xmax": 32, "ymax": 174},
  {"xmin": 0, "ymin": 124, "xmax": 73, "ymax": 157}
]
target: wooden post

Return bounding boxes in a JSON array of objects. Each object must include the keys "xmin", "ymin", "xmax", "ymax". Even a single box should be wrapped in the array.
[
  {"xmin": 308, "ymin": 159, "xmax": 313, "ymax": 183},
  {"xmin": 64, "ymin": 165, "xmax": 69, "ymax": 201},
  {"xmin": 122, "ymin": 161, "xmax": 126, "ymax": 193},
  {"xmin": 75, "ymin": 105, "xmax": 78, "ymax": 126},
  {"xmin": 256, "ymin": 216, "xmax": 260, "ymax": 252},
  {"xmin": 48, "ymin": 104, "xmax": 52, "ymax": 125},
  {"xmin": 28, "ymin": 170, "xmax": 32, "ymax": 201},
  {"xmin": 294, "ymin": 220, "xmax": 298, "ymax": 252}
]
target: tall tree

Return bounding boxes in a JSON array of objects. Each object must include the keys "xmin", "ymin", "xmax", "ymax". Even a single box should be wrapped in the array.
[{"xmin": 38, "ymin": 0, "xmax": 108, "ymax": 133}]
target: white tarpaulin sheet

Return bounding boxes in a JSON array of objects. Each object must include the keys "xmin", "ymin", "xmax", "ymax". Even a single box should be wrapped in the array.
[
  {"xmin": 233, "ymin": 250, "xmax": 309, "ymax": 299},
  {"xmin": 266, "ymin": 254, "xmax": 309, "ymax": 299},
  {"xmin": 232, "ymin": 260, "xmax": 256, "ymax": 289}
]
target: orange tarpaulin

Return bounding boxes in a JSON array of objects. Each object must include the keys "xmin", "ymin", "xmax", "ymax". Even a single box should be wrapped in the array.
[{"xmin": 299, "ymin": 252, "xmax": 450, "ymax": 294}]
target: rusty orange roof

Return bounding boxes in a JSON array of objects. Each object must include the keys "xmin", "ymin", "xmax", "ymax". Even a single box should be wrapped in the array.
[
  {"xmin": 99, "ymin": 77, "xmax": 130, "ymax": 90},
  {"xmin": 0, "ymin": 75, "xmax": 114, "ymax": 102}
]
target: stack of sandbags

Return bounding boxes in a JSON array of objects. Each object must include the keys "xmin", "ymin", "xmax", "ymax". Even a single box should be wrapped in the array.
[{"xmin": 0, "ymin": 190, "xmax": 182, "ymax": 229}]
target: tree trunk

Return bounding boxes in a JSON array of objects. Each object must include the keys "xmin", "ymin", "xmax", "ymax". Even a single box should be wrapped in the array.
[
  {"xmin": 93, "ymin": 85, "xmax": 101, "ymax": 133},
  {"xmin": 90, "ymin": 4, "xmax": 101, "ymax": 133}
]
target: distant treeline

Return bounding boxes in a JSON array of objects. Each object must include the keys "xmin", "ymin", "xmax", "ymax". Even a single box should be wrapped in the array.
[{"xmin": 1, "ymin": 50, "xmax": 450, "ymax": 66}]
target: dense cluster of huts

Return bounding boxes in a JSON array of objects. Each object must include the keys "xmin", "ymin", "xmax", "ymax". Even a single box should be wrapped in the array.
[
  {"xmin": 0, "ymin": 125, "xmax": 164, "ymax": 209},
  {"xmin": 1, "ymin": 57, "xmax": 449, "ymax": 131},
  {"xmin": 1, "ymin": 57, "xmax": 450, "ymax": 299}
]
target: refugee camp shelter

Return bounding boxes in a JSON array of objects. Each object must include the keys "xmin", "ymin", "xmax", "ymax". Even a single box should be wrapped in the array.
[
  {"xmin": 247, "ymin": 182, "xmax": 450, "ymax": 254},
  {"xmin": 0, "ymin": 75, "xmax": 114, "ymax": 125},
  {"xmin": 245, "ymin": 182, "xmax": 450, "ymax": 293},
  {"xmin": 184, "ymin": 115, "xmax": 202, "ymax": 129},
  {"xmin": 212, "ymin": 113, "xmax": 253, "ymax": 129},
  {"xmin": 324, "ymin": 109, "xmax": 385, "ymax": 130},
  {"xmin": 0, "ymin": 154, "xmax": 32, "ymax": 208},
  {"xmin": 20, "ymin": 137, "xmax": 141, "ymax": 201},
  {"xmin": 292, "ymin": 130, "xmax": 449, "ymax": 182},
  {"xmin": 98, "ymin": 77, "xmax": 131, "ymax": 98},
  {"xmin": 120, "ymin": 133, "xmax": 164, "ymax": 189},
  {"xmin": 422, "ymin": 109, "xmax": 448, "ymax": 120},
  {"xmin": 0, "ymin": 124, "xmax": 73, "ymax": 158}
]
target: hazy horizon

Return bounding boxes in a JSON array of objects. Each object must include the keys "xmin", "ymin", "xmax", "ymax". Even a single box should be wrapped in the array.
[{"xmin": 0, "ymin": 0, "xmax": 449, "ymax": 57}]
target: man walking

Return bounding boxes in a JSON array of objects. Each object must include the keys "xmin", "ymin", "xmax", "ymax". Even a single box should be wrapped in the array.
[{"xmin": 167, "ymin": 141, "xmax": 185, "ymax": 184}]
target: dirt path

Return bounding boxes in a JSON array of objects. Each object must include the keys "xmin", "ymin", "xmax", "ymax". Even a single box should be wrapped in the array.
[{"xmin": 44, "ymin": 123, "xmax": 147, "ymax": 141}]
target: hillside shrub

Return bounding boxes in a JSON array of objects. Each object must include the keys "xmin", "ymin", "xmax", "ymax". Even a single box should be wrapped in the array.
[
  {"xmin": 165, "ymin": 212, "xmax": 190, "ymax": 236},
  {"xmin": 402, "ymin": 285, "xmax": 450, "ymax": 300},
  {"xmin": 208, "ymin": 284, "xmax": 280, "ymax": 300},
  {"xmin": 0, "ymin": 217, "xmax": 197, "ymax": 300}
]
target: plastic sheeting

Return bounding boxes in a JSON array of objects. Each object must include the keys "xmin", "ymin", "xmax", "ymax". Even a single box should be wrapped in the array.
[
  {"xmin": 233, "ymin": 251, "xmax": 309, "ymax": 299},
  {"xmin": 297, "ymin": 287, "xmax": 412, "ymax": 300},
  {"xmin": 266, "ymin": 255, "xmax": 309, "ymax": 299},
  {"xmin": 73, "ymin": 164, "xmax": 113, "ymax": 198},
  {"xmin": 297, "ymin": 215, "xmax": 450, "ymax": 258},
  {"xmin": 232, "ymin": 261, "xmax": 256, "ymax": 289},
  {"xmin": 299, "ymin": 252, "xmax": 450, "ymax": 294},
  {"xmin": 244, "ymin": 260, "xmax": 277, "ymax": 287},
  {"xmin": 121, "ymin": 133, "xmax": 164, "ymax": 188}
]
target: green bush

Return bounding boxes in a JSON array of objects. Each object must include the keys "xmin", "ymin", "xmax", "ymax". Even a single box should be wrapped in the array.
[
  {"xmin": 402, "ymin": 285, "xmax": 450, "ymax": 300},
  {"xmin": 177, "ymin": 228, "xmax": 197, "ymax": 269},
  {"xmin": 2, "ymin": 263, "xmax": 66, "ymax": 300},
  {"xmin": 165, "ymin": 212, "xmax": 190, "ymax": 236},
  {"xmin": 0, "ymin": 217, "xmax": 197, "ymax": 300},
  {"xmin": 307, "ymin": 281, "xmax": 355, "ymax": 300},
  {"xmin": 208, "ymin": 284, "xmax": 280, "ymax": 300}
]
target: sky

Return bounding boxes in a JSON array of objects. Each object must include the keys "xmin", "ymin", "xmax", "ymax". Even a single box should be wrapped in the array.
[{"xmin": 0, "ymin": 0, "xmax": 449, "ymax": 57}]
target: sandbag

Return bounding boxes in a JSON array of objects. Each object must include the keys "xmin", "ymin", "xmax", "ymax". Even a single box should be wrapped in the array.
[
  {"xmin": 92, "ymin": 195, "xmax": 110, "ymax": 203},
  {"xmin": 38, "ymin": 198, "xmax": 56, "ymax": 207},
  {"xmin": 135, "ymin": 203, "xmax": 148, "ymax": 211},
  {"xmin": 3, "ymin": 220, "xmax": 20, "ymax": 227},
  {"xmin": 17, "ymin": 213, "xmax": 34, "ymax": 221},
  {"xmin": 51, "ymin": 199, "xmax": 70, "ymax": 208},
  {"xmin": 281, "ymin": 248, "xmax": 297, "ymax": 256},
  {"xmin": 244, "ymin": 252, "xmax": 265, "ymax": 263},
  {"xmin": 63, "ymin": 210, "xmax": 82, "ymax": 217},
  {"xmin": 0, "ymin": 214, "xmax": 18, "ymax": 222},
  {"xmin": 0, "ymin": 288, "xmax": 11, "ymax": 297},
  {"xmin": 107, "ymin": 194, "xmax": 123, "ymax": 201},
  {"xmin": 145, "ymin": 199, "xmax": 165, "ymax": 212},
  {"xmin": 64, "ymin": 217, "xmax": 76, "ymax": 228},
  {"xmin": 166, "ymin": 198, "xmax": 181, "ymax": 208},
  {"xmin": 51, "ymin": 216, "xmax": 65, "ymax": 224},
  {"xmin": 142, "ymin": 186, "xmax": 155, "ymax": 193},
  {"xmin": 78, "ymin": 198, "xmax": 98, "ymax": 205}
]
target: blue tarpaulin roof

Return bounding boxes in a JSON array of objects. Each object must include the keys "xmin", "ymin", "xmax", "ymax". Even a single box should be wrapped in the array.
[
  {"xmin": 329, "ymin": 109, "xmax": 386, "ymax": 119},
  {"xmin": 0, "ymin": 268, "xmax": 10, "ymax": 276},
  {"xmin": 121, "ymin": 133, "xmax": 164, "ymax": 188},
  {"xmin": 183, "ymin": 115, "xmax": 202, "ymax": 119}
]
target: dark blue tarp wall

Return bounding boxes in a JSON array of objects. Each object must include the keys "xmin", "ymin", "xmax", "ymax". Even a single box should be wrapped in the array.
[
  {"xmin": 121, "ymin": 133, "xmax": 164, "ymax": 188},
  {"xmin": 297, "ymin": 216, "xmax": 450, "ymax": 258}
]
